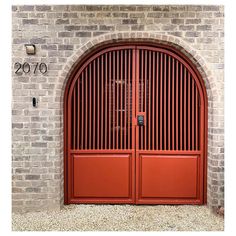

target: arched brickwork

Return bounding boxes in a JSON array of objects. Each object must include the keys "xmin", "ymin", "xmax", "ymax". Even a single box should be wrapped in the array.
[{"xmin": 55, "ymin": 32, "xmax": 222, "ymax": 210}]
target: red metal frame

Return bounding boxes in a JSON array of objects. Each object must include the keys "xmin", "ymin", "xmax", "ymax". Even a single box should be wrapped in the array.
[{"xmin": 64, "ymin": 41, "xmax": 208, "ymax": 205}]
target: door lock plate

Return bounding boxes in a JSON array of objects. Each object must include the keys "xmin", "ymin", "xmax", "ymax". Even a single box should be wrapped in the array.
[{"xmin": 137, "ymin": 115, "xmax": 144, "ymax": 126}]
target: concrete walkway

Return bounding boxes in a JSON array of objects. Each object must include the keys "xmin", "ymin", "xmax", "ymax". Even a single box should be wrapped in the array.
[{"xmin": 12, "ymin": 204, "xmax": 224, "ymax": 231}]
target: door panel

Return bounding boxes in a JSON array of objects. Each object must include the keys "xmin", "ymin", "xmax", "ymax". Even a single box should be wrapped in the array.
[
  {"xmin": 137, "ymin": 154, "xmax": 199, "ymax": 199},
  {"xmin": 73, "ymin": 154, "xmax": 132, "ymax": 198}
]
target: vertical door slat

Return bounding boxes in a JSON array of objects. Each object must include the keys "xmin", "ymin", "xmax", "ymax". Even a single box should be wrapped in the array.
[
  {"xmin": 160, "ymin": 53, "xmax": 163, "ymax": 150},
  {"xmin": 148, "ymin": 51, "xmax": 151, "ymax": 150},
  {"xmin": 128, "ymin": 50, "xmax": 131, "ymax": 149},
  {"xmin": 93, "ymin": 61, "xmax": 96, "ymax": 149},
  {"xmin": 168, "ymin": 55, "xmax": 171, "ymax": 150},
  {"xmin": 124, "ymin": 50, "xmax": 127, "ymax": 149},
  {"xmin": 141, "ymin": 50, "xmax": 144, "ymax": 149},
  {"xmin": 156, "ymin": 52, "xmax": 159, "ymax": 150},
  {"xmin": 85, "ymin": 68, "xmax": 88, "ymax": 149},
  {"xmin": 152, "ymin": 51, "xmax": 155, "ymax": 150},
  {"xmin": 144, "ymin": 50, "xmax": 148, "ymax": 150},
  {"xmin": 73, "ymin": 88, "xmax": 76, "ymax": 149},
  {"xmin": 89, "ymin": 64, "xmax": 92, "ymax": 149},
  {"xmin": 104, "ymin": 54, "xmax": 108, "ymax": 149},
  {"xmin": 116, "ymin": 51, "xmax": 119, "ymax": 149},
  {"xmin": 163, "ymin": 54, "xmax": 167, "ymax": 150},
  {"xmin": 81, "ymin": 72, "xmax": 84, "ymax": 149},
  {"xmin": 97, "ymin": 58, "xmax": 100, "ymax": 149},
  {"xmin": 172, "ymin": 58, "xmax": 175, "ymax": 150},
  {"xmin": 176, "ymin": 60, "xmax": 179, "ymax": 150},
  {"xmin": 131, "ymin": 49, "xmax": 136, "ymax": 150},
  {"xmin": 184, "ymin": 67, "xmax": 187, "ymax": 150},
  {"xmin": 101, "ymin": 55, "xmax": 104, "ymax": 149},
  {"xmin": 77, "ymin": 79, "xmax": 80, "ymax": 149},
  {"xmin": 120, "ymin": 50, "xmax": 123, "ymax": 149},
  {"xmin": 109, "ymin": 52, "xmax": 112, "ymax": 149},
  {"xmin": 192, "ymin": 76, "xmax": 195, "ymax": 150},
  {"xmin": 180, "ymin": 63, "xmax": 183, "ymax": 150},
  {"xmin": 188, "ymin": 73, "xmax": 191, "ymax": 150},
  {"xmin": 195, "ymin": 84, "xmax": 199, "ymax": 150}
]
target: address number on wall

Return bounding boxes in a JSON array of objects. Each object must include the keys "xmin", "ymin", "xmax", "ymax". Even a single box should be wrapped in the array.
[{"xmin": 14, "ymin": 62, "xmax": 48, "ymax": 75}]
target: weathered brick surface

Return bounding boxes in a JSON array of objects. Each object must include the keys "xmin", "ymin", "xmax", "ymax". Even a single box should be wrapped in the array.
[{"xmin": 12, "ymin": 5, "xmax": 224, "ymax": 213}]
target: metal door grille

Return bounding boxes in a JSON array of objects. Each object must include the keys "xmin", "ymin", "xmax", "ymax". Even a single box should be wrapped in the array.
[
  {"xmin": 70, "ymin": 49, "xmax": 134, "ymax": 150},
  {"xmin": 138, "ymin": 49, "xmax": 200, "ymax": 150}
]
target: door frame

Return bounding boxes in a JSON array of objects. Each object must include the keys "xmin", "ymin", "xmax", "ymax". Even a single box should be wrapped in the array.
[{"xmin": 64, "ymin": 41, "xmax": 208, "ymax": 204}]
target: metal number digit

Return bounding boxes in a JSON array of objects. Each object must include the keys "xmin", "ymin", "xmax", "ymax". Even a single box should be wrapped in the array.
[
  {"xmin": 33, "ymin": 63, "xmax": 39, "ymax": 74},
  {"xmin": 14, "ymin": 62, "xmax": 22, "ymax": 74},
  {"xmin": 22, "ymin": 62, "xmax": 30, "ymax": 74},
  {"xmin": 39, "ymin": 63, "xmax": 47, "ymax": 74}
]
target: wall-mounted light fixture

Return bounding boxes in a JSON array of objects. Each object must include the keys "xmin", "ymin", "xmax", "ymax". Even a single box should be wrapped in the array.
[
  {"xmin": 25, "ymin": 44, "xmax": 36, "ymax": 55},
  {"xmin": 32, "ymin": 97, "xmax": 38, "ymax": 108}
]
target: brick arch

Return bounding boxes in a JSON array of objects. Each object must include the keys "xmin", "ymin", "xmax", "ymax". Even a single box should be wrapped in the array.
[
  {"xmin": 56, "ymin": 32, "xmax": 217, "ymax": 103},
  {"xmin": 56, "ymin": 31, "xmax": 218, "ymax": 208}
]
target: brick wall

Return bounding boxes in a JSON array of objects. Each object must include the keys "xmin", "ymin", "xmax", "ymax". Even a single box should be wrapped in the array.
[{"xmin": 12, "ymin": 5, "xmax": 224, "ymax": 212}]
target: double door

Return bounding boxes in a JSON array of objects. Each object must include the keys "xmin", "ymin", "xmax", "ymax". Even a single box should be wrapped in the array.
[{"xmin": 65, "ymin": 45, "xmax": 205, "ymax": 204}]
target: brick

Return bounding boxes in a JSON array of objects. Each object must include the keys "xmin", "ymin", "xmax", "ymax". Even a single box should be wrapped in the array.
[
  {"xmin": 99, "ymin": 25, "xmax": 114, "ymax": 31},
  {"xmin": 171, "ymin": 19, "xmax": 184, "ymax": 24},
  {"xmin": 64, "ymin": 25, "xmax": 81, "ymax": 31},
  {"xmin": 22, "ymin": 19, "xmax": 38, "ymax": 25},
  {"xmin": 120, "ymin": 6, "xmax": 137, "ymax": 11},
  {"xmin": 32, "ymin": 142, "xmax": 47, "ymax": 148},
  {"xmin": 58, "ymin": 45, "xmax": 73, "ymax": 50},
  {"xmin": 70, "ymin": 5, "xmax": 86, "ymax": 11},
  {"xmin": 41, "ymin": 45, "xmax": 57, "ymax": 50},
  {"xmin": 55, "ymin": 19, "xmax": 69, "ymax": 24},
  {"xmin": 185, "ymin": 19, "xmax": 201, "ymax": 24},
  {"xmin": 30, "ymin": 38, "xmax": 46, "ymax": 44},
  {"xmin": 81, "ymin": 25, "xmax": 98, "ymax": 30},
  {"xmin": 203, "ymin": 5, "xmax": 220, "ymax": 11},
  {"xmin": 147, "ymin": 12, "xmax": 162, "ymax": 18},
  {"xmin": 131, "ymin": 25, "xmax": 144, "ymax": 31},
  {"xmin": 26, "ymin": 187, "xmax": 41, "ymax": 193},
  {"xmin": 25, "ymin": 175, "xmax": 40, "ymax": 180},
  {"xmin": 93, "ymin": 32, "xmax": 106, "ymax": 36},
  {"xmin": 179, "ymin": 25, "xmax": 194, "ymax": 31},
  {"xmin": 185, "ymin": 31, "xmax": 201, "ymax": 37},
  {"xmin": 130, "ymin": 13, "xmax": 145, "ymax": 18},
  {"xmin": 36, "ymin": 6, "xmax": 52, "ymax": 11},
  {"xmin": 187, "ymin": 5, "xmax": 202, "ymax": 11},
  {"xmin": 197, "ymin": 25, "xmax": 212, "ymax": 31},
  {"xmin": 96, "ymin": 12, "xmax": 112, "ymax": 18},
  {"xmin": 113, "ymin": 12, "xmax": 128, "ymax": 18},
  {"xmin": 63, "ymin": 13, "xmax": 78, "ymax": 18},
  {"xmin": 75, "ymin": 32, "xmax": 91, "ymax": 37},
  {"xmin": 19, "ymin": 5, "xmax": 35, "ymax": 11},
  {"xmin": 58, "ymin": 32, "xmax": 73, "ymax": 37},
  {"xmin": 15, "ymin": 168, "xmax": 30, "ymax": 174},
  {"xmin": 85, "ymin": 5, "xmax": 102, "ymax": 11},
  {"xmin": 122, "ymin": 19, "xmax": 137, "ymax": 24},
  {"xmin": 42, "ymin": 136, "xmax": 53, "ymax": 141},
  {"xmin": 153, "ymin": 6, "xmax": 170, "ymax": 11},
  {"xmin": 12, "ymin": 123, "xmax": 23, "ymax": 129}
]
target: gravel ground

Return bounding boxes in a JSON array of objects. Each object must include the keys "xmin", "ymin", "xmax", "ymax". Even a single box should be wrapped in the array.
[{"xmin": 12, "ymin": 204, "xmax": 224, "ymax": 231}]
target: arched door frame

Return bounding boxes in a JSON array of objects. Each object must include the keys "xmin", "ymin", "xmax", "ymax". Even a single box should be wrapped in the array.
[{"xmin": 64, "ymin": 41, "xmax": 208, "ymax": 204}]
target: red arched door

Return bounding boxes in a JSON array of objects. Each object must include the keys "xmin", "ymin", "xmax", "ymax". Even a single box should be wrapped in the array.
[{"xmin": 64, "ymin": 43, "xmax": 207, "ymax": 205}]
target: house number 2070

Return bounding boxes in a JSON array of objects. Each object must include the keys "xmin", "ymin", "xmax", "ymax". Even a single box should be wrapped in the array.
[{"xmin": 14, "ymin": 62, "xmax": 48, "ymax": 75}]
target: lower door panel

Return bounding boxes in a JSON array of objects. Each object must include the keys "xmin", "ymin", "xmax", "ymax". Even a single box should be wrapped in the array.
[
  {"xmin": 69, "ymin": 151, "xmax": 135, "ymax": 203},
  {"xmin": 136, "ymin": 153, "xmax": 202, "ymax": 204}
]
